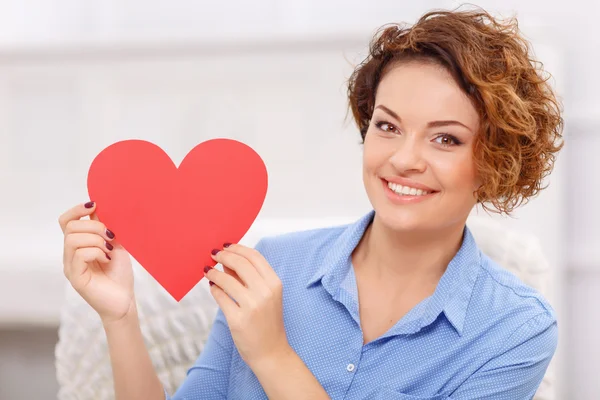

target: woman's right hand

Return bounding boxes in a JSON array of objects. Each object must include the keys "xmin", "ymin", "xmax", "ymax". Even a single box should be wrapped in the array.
[{"xmin": 59, "ymin": 201, "xmax": 135, "ymax": 325}]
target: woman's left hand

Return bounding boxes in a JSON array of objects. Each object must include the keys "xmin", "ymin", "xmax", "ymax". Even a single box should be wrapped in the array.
[{"xmin": 205, "ymin": 243, "xmax": 290, "ymax": 368}]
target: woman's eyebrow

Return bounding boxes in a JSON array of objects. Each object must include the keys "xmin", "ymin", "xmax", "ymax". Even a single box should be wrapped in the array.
[
  {"xmin": 375, "ymin": 104, "xmax": 472, "ymax": 132},
  {"xmin": 427, "ymin": 120, "xmax": 471, "ymax": 131}
]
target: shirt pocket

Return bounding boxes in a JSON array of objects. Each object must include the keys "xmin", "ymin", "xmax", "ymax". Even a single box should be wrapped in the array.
[{"xmin": 366, "ymin": 387, "xmax": 449, "ymax": 400}]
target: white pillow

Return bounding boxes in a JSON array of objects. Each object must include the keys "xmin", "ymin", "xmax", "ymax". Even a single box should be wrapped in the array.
[{"xmin": 55, "ymin": 262, "xmax": 218, "ymax": 399}]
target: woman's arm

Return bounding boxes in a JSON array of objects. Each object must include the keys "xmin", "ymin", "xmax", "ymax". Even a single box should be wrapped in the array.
[
  {"xmin": 166, "ymin": 307, "xmax": 234, "ymax": 399},
  {"xmin": 58, "ymin": 202, "xmax": 167, "ymax": 399},
  {"xmin": 103, "ymin": 302, "xmax": 166, "ymax": 400},
  {"xmin": 249, "ymin": 344, "xmax": 330, "ymax": 400},
  {"xmin": 105, "ymin": 297, "xmax": 235, "ymax": 400},
  {"xmin": 448, "ymin": 312, "xmax": 558, "ymax": 399}
]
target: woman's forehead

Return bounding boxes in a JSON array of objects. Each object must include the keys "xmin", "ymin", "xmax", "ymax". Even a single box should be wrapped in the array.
[{"xmin": 375, "ymin": 64, "xmax": 479, "ymax": 131}]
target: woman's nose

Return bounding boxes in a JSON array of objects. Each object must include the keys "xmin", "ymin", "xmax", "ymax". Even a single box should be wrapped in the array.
[{"xmin": 388, "ymin": 136, "xmax": 427, "ymax": 173}]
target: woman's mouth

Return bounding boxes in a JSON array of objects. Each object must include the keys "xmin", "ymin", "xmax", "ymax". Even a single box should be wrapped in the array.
[
  {"xmin": 386, "ymin": 181, "xmax": 434, "ymax": 196},
  {"xmin": 381, "ymin": 179, "xmax": 438, "ymax": 204}
]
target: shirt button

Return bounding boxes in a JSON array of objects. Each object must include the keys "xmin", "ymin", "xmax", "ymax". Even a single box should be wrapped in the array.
[{"xmin": 346, "ymin": 363, "xmax": 355, "ymax": 372}]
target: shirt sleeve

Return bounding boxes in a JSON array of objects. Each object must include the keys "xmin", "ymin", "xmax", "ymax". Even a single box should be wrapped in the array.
[
  {"xmin": 449, "ymin": 311, "xmax": 558, "ymax": 400},
  {"xmin": 164, "ymin": 307, "xmax": 234, "ymax": 399}
]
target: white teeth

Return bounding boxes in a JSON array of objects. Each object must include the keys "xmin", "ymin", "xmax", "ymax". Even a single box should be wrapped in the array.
[{"xmin": 387, "ymin": 181, "xmax": 431, "ymax": 196}]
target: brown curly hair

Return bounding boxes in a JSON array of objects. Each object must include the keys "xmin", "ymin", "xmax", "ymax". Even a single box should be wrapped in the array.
[{"xmin": 346, "ymin": 7, "xmax": 564, "ymax": 215}]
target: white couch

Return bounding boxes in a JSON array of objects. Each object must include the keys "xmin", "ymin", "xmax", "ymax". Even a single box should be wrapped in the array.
[{"xmin": 54, "ymin": 216, "xmax": 557, "ymax": 399}]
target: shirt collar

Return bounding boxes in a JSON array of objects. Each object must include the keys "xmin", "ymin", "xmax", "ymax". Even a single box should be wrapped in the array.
[
  {"xmin": 413, "ymin": 226, "xmax": 481, "ymax": 336},
  {"xmin": 305, "ymin": 210, "xmax": 374, "ymax": 290},
  {"xmin": 306, "ymin": 209, "xmax": 481, "ymax": 337}
]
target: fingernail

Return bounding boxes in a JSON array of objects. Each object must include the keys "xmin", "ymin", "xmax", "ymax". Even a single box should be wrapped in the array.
[
  {"xmin": 209, "ymin": 281, "xmax": 215, "ymax": 286},
  {"xmin": 84, "ymin": 201, "xmax": 95, "ymax": 208},
  {"xmin": 223, "ymin": 242, "xmax": 231, "ymax": 248},
  {"xmin": 211, "ymin": 249, "xmax": 220, "ymax": 255},
  {"xmin": 204, "ymin": 266, "xmax": 211, "ymax": 274},
  {"xmin": 106, "ymin": 229, "xmax": 115, "ymax": 239},
  {"xmin": 106, "ymin": 253, "xmax": 111, "ymax": 260},
  {"xmin": 105, "ymin": 242, "xmax": 114, "ymax": 251}
]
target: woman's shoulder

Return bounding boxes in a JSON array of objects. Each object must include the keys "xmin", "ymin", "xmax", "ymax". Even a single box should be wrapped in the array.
[
  {"xmin": 464, "ymin": 218, "xmax": 557, "ymax": 323},
  {"xmin": 466, "ymin": 255, "xmax": 559, "ymax": 376},
  {"xmin": 474, "ymin": 252, "xmax": 557, "ymax": 326}
]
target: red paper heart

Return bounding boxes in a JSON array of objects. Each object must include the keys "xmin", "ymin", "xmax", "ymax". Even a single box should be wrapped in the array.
[{"xmin": 87, "ymin": 138, "xmax": 268, "ymax": 301}]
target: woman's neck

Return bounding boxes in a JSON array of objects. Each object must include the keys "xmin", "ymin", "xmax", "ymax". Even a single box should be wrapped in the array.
[{"xmin": 352, "ymin": 213, "xmax": 466, "ymax": 286}]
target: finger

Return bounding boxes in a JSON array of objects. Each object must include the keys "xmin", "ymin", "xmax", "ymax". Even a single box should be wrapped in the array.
[
  {"xmin": 220, "ymin": 243, "xmax": 280, "ymax": 287},
  {"xmin": 67, "ymin": 247, "xmax": 111, "ymax": 284},
  {"xmin": 204, "ymin": 267, "xmax": 253, "ymax": 308},
  {"xmin": 211, "ymin": 249, "xmax": 266, "ymax": 290},
  {"xmin": 209, "ymin": 281, "xmax": 240, "ymax": 321},
  {"xmin": 203, "ymin": 264, "xmax": 241, "ymax": 285},
  {"xmin": 223, "ymin": 265, "xmax": 242, "ymax": 284},
  {"xmin": 58, "ymin": 201, "xmax": 97, "ymax": 233},
  {"xmin": 89, "ymin": 210, "xmax": 118, "ymax": 240},
  {"xmin": 64, "ymin": 219, "xmax": 116, "ymax": 243},
  {"xmin": 64, "ymin": 233, "xmax": 113, "ymax": 265}
]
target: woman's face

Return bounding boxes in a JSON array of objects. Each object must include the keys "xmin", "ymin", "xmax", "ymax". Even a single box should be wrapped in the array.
[{"xmin": 362, "ymin": 61, "xmax": 481, "ymax": 234}]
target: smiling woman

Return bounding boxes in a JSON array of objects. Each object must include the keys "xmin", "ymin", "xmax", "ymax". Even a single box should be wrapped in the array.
[
  {"xmin": 176, "ymin": 7, "xmax": 564, "ymax": 399},
  {"xmin": 58, "ymin": 5, "xmax": 564, "ymax": 400},
  {"xmin": 347, "ymin": 9, "xmax": 564, "ymax": 217}
]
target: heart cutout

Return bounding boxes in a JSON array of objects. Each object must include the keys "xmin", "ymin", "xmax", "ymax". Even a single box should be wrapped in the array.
[{"xmin": 87, "ymin": 138, "xmax": 268, "ymax": 301}]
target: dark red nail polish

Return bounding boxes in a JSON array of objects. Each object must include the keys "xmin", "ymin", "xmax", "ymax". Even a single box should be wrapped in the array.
[
  {"xmin": 105, "ymin": 242, "xmax": 114, "ymax": 251},
  {"xmin": 106, "ymin": 253, "xmax": 111, "ymax": 260},
  {"xmin": 204, "ymin": 266, "xmax": 211, "ymax": 273},
  {"xmin": 106, "ymin": 229, "xmax": 115, "ymax": 239},
  {"xmin": 223, "ymin": 242, "xmax": 231, "ymax": 248},
  {"xmin": 211, "ymin": 249, "xmax": 220, "ymax": 255},
  {"xmin": 84, "ymin": 201, "xmax": 95, "ymax": 208},
  {"xmin": 209, "ymin": 281, "xmax": 215, "ymax": 286}
]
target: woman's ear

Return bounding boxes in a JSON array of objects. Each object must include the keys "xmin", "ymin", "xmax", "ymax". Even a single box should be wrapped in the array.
[
  {"xmin": 472, "ymin": 182, "xmax": 484, "ymax": 203},
  {"xmin": 473, "ymin": 172, "xmax": 483, "ymax": 192}
]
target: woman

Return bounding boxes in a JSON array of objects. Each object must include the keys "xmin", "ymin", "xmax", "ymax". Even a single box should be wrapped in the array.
[{"xmin": 58, "ymin": 7, "xmax": 563, "ymax": 400}]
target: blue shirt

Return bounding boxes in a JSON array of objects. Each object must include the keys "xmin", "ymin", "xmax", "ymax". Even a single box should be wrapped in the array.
[{"xmin": 166, "ymin": 210, "xmax": 557, "ymax": 399}]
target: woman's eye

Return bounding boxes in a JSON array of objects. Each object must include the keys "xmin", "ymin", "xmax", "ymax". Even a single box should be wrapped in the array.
[
  {"xmin": 434, "ymin": 134, "xmax": 461, "ymax": 147},
  {"xmin": 375, "ymin": 121, "xmax": 397, "ymax": 133}
]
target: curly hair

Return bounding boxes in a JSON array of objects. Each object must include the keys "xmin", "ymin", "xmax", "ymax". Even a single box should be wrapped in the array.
[{"xmin": 346, "ymin": 6, "xmax": 564, "ymax": 215}]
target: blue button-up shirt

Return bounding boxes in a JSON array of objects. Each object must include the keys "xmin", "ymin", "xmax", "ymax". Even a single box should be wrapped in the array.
[{"xmin": 166, "ymin": 210, "xmax": 557, "ymax": 399}]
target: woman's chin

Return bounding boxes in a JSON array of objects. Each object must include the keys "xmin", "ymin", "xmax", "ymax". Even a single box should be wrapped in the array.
[{"xmin": 375, "ymin": 207, "xmax": 433, "ymax": 233}]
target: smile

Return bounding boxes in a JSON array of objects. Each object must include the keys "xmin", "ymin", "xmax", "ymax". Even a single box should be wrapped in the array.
[
  {"xmin": 387, "ymin": 181, "xmax": 433, "ymax": 196},
  {"xmin": 381, "ymin": 179, "xmax": 438, "ymax": 205}
]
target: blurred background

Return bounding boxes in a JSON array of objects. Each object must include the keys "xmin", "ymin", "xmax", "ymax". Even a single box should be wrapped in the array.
[{"xmin": 0, "ymin": 0, "xmax": 597, "ymax": 399}]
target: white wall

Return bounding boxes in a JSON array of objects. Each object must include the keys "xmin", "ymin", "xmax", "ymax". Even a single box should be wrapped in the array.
[{"xmin": 0, "ymin": 1, "xmax": 597, "ymax": 399}]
